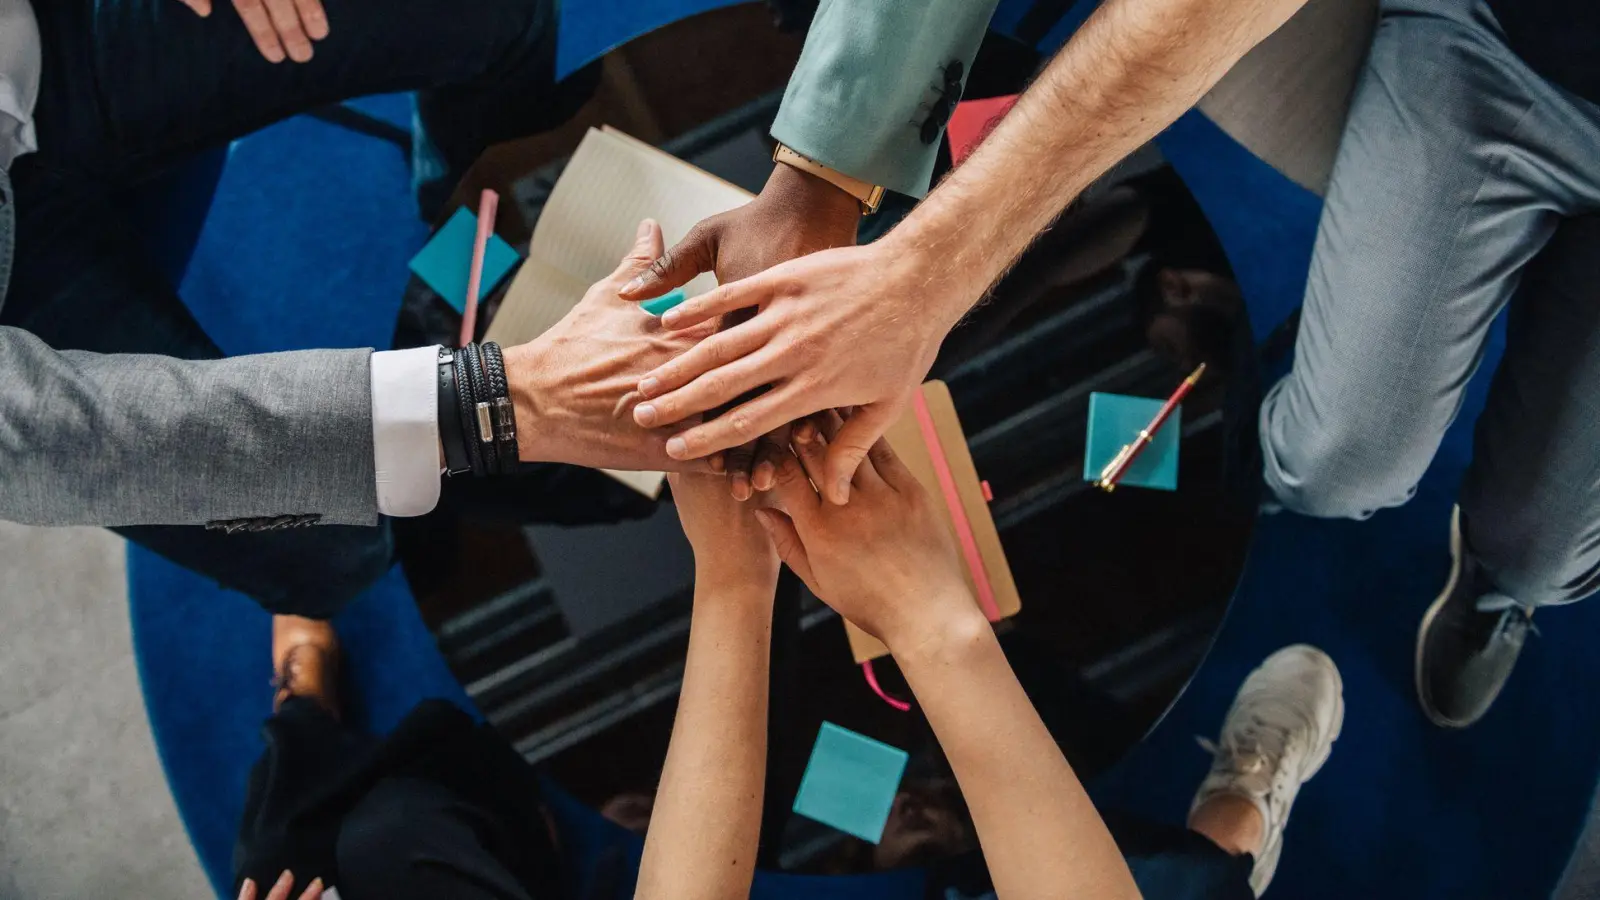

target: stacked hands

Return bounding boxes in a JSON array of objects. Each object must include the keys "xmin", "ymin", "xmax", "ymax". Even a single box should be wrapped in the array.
[{"xmin": 671, "ymin": 415, "xmax": 983, "ymax": 656}]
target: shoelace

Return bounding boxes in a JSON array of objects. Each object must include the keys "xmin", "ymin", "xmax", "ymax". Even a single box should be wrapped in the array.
[{"xmin": 1195, "ymin": 704, "xmax": 1302, "ymax": 810}]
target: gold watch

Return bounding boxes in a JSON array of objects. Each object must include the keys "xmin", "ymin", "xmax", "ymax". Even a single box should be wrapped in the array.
[{"xmin": 772, "ymin": 143, "xmax": 886, "ymax": 214}]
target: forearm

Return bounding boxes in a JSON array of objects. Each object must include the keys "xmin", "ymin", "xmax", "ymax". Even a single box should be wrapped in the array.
[
  {"xmin": 636, "ymin": 578, "xmax": 773, "ymax": 900},
  {"xmin": 0, "ymin": 327, "xmax": 379, "ymax": 527},
  {"xmin": 895, "ymin": 605, "xmax": 1139, "ymax": 900},
  {"xmin": 895, "ymin": 0, "xmax": 1309, "ymax": 326}
]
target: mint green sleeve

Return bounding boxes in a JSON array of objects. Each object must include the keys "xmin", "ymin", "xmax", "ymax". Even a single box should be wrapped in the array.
[{"xmin": 771, "ymin": 0, "xmax": 1001, "ymax": 199}]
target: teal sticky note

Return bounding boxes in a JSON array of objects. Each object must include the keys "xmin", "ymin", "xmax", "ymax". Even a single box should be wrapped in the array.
[
  {"xmin": 1084, "ymin": 392, "xmax": 1181, "ymax": 491},
  {"xmin": 409, "ymin": 207, "xmax": 521, "ymax": 313},
  {"xmin": 640, "ymin": 288, "xmax": 688, "ymax": 317},
  {"xmin": 792, "ymin": 722, "xmax": 909, "ymax": 843}
]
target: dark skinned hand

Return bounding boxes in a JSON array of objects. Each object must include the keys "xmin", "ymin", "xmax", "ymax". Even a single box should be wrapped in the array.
[{"xmin": 618, "ymin": 161, "xmax": 861, "ymax": 500}]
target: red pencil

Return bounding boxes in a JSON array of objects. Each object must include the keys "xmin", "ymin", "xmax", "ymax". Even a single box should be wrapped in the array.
[
  {"xmin": 1095, "ymin": 363, "xmax": 1206, "ymax": 492},
  {"xmin": 458, "ymin": 189, "xmax": 500, "ymax": 348}
]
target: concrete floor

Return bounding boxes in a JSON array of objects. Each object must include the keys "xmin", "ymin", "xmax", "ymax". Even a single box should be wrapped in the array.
[{"xmin": 0, "ymin": 521, "xmax": 209, "ymax": 898}]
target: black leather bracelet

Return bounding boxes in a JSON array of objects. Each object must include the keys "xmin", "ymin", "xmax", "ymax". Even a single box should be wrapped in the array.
[
  {"xmin": 452, "ymin": 346, "xmax": 486, "ymax": 477},
  {"xmin": 460, "ymin": 342, "xmax": 500, "ymax": 477},
  {"xmin": 437, "ymin": 348, "xmax": 473, "ymax": 477},
  {"xmin": 480, "ymin": 342, "xmax": 519, "ymax": 473}
]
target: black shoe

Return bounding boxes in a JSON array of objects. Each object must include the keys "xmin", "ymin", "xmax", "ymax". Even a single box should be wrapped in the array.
[{"xmin": 1415, "ymin": 506, "xmax": 1536, "ymax": 728}]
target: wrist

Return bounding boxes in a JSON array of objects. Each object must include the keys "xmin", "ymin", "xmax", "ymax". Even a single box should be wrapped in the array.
[
  {"xmin": 768, "ymin": 160, "xmax": 866, "ymax": 224},
  {"xmin": 883, "ymin": 591, "xmax": 993, "ymax": 668},
  {"xmin": 693, "ymin": 564, "xmax": 779, "ymax": 607},
  {"xmin": 882, "ymin": 208, "xmax": 990, "ymax": 333},
  {"xmin": 502, "ymin": 341, "xmax": 552, "ymax": 463}
]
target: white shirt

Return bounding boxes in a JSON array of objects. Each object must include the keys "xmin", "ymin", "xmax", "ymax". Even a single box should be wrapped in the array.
[
  {"xmin": 0, "ymin": 0, "xmax": 40, "ymax": 170},
  {"xmin": 2, "ymin": 0, "xmax": 441, "ymax": 517}
]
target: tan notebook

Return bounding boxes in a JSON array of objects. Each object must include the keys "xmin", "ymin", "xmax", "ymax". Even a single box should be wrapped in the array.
[
  {"xmin": 844, "ymin": 381, "xmax": 1022, "ymax": 663},
  {"xmin": 485, "ymin": 126, "xmax": 754, "ymax": 496}
]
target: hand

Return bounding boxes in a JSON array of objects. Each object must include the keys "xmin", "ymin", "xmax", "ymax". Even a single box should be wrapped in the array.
[
  {"xmin": 176, "ymin": 0, "xmax": 329, "ymax": 64},
  {"xmin": 619, "ymin": 163, "xmax": 861, "ymax": 500},
  {"xmin": 669, "ymin": 472, "xmax": 780, "ymax": 594},
  {"xmin": 504, "ymin": 220, "xmax": 722, "ymax": 475},
  {"xmin": 238, "ymin": 870, "xmax": 323, "ymax": 900},
  {"xmin": 631, "ymin": 231, "xmax": 967, "ymax": 506},
  {"xmin": 753, "ymin": 413, "xmax": 982, "ymax": 652}
]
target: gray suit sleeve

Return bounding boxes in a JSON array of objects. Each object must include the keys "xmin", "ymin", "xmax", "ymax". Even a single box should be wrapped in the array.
[{"xmin": 0, "ymin": 325, "xmax": 380, "ymax": 527}]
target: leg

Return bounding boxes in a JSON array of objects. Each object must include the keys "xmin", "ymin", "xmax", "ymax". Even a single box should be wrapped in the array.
[
  {"xmin": 236, "ymin": 620, "xmax": 372, "ymax": 893},
  {"xmin": 29, "ymin": 0, "xmax": 573, "ymax": 199},
  {"xmin": 1460, "ymin": 217, "xmax": 1600, "ymax": 607},
  {"xmin": 1259, "ymin": 8, "xmax": 1558, "ymax": 518},
  {"xmin": 335, "ymin": 777, "xmax": 535, "ymax": 900},
  {"xmin": 1187, "ymin": 645, "xmax": 1343, "ymax": 895},
  {"xmin": 4, "ymin": 169, "xmax": 392, "ymax": 617}
]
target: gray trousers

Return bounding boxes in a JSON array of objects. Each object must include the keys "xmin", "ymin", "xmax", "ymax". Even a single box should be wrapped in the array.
[{"xmin": 1260, "ymin": 0, "xmax": 1600, "ymax": 608}]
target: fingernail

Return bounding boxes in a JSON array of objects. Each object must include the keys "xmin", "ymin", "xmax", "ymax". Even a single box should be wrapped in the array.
[
  {"xmin": 634, "ymin": 403, "xmax": 657, "ymax": 427},
  {"xmin": 754, "ymin": 463, "xmax": 775, "ymax": 490},
  {"xmin": 835, "ymin": 479, "xmax": 851, "ymax": 504},
  {"xmin": 307, "ymin": 878, "xmax": 323, "ymax": 894},
  {"xmin": 639, "ymin": 377, "xmax": 660, "ymax": 397},
  {"xmin": 622, "ymin": 276, "xmax": 644, "ymax": 295},
  {"xmin": 666, "ymin": 437, "xmax": 688, "ymax": 459},
  {"xmin": 753, "ymin": 509, "xmax": 774, "ymax": 533},
  {"xmin": 733, "ymin": 475, "xmax": 752, "ymax": 501},
  {"xmin": 273, "ymin": 871, "xmax": 293, "ymax": 892},
  {"xmin": 660, "ymin": 309, "xmax": 682, "ymax": 328},
  {"xmin": 237, "ymin": 880, "xmax": 254, "ymax": 900},
  {"xmin": 709, "ymin": 454, "xmax": 726, "ymax": 474},
  {"xmin": 307, "ymin": 17, "xmax": 329, "ymax": 39}
]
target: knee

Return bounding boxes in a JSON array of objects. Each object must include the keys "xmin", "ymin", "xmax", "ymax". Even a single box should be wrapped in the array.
[{"xmin": 1260, "ymin": 384, "xmax": 1428, "ymax": 519}]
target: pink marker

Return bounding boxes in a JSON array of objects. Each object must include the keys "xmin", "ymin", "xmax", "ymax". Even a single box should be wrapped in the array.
[{"xmin": 459, "ymin": 189, "xmax": 500, "ymax": 348}]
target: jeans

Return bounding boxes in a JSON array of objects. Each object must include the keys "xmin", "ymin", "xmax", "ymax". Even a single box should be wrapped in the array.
[
  {"xmin": 1260, "ymin": 0, "xmax": 1600, "ymax": 607},
  {"xmin": 6, "ymin": 0, "xmax": 589, "ymax": 615}
]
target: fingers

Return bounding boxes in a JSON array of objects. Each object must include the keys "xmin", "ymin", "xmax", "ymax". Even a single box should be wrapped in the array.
[
  {"xmin": 664, "ymin": 385, "xmax": 806, "ymax": 461},
  {"xmin": 238, "ymin": 878, "xmax": 257, "ymax": 900},
  {"xmin": 637, "ymin": 320, "xmax": 775, "ymax": 409},
  {"xmin": 751, "ymin": 427, "xmax": 790, "ymax": 492},
  {"xmin": 178, "ymin": 0, "xmax": 214, "ymax": 16},
  {"xmin": 292, "ymin": 0, "xmax": 329, "ymax": 40},
  {"xmin": 768, "ymin": 451, "xmax": 821, "ymax": 525},
  {"xmin": 261, "ymin": 0, "xmax": 314, "ymax": 62},
  {"xmin": 608, "ymin": 219, "xmax": 667, "ymax": 287},
  {"xmin": 656, "ymin": 279, "xmax": 771, "ymax": 331},
  {"xmin": 297, "ymin": 879, "xmax": 324, "ymax": 900},
  {"xmin": 725, "ymin": 439, "xmax": 756, "ymax": 501},
  {"xmin": 866, "ymin": 437, "xmax": 918, "ymax": 493},
  {"xmin": 619, "ymin": 220, "xmax": 716, "ymax": 300},
  {"xmin": 822, "ymin": 404, "xmax": 897, "ymax": 505},
  {"xmin": 634, "ymin": 349, "xmax": 782, "ymax": 430},
  {"xmin": 233, "ymin": 0, "xmax": 286, "ymax": 62},
  {"xmin": 753, "ymin": 509, "xmax": 816, "ymax": 589},
  {"xmin": 265, "ymin": 870, "xmax": 295, "ymax": 900}
]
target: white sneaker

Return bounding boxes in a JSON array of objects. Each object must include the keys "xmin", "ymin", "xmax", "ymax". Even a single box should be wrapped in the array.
[{"xmin": 1188, "ymin": 645, "xmax": 1344, "ymax": 896}]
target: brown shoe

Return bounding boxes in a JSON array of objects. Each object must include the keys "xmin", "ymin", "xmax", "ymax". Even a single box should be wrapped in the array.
[{"xmin": 272, "ymin": 616, "xmax": 341, "ymax": 718}]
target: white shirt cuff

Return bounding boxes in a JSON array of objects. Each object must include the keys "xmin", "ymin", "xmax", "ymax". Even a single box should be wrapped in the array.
[{"xmin": 370, "ymin": 346, "xmax": 443, "ymax": 518}]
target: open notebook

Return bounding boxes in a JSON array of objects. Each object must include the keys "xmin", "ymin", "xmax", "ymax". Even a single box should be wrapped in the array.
[
  {"xmin": 486, "ymin": 126, "xmax": 755, "ymax": 495},
  {"xmin": 845, "ymin": 381, "xmax": 1022, "ymax": 663}
]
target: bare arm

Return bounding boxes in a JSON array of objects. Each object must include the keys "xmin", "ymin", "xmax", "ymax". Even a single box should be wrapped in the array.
[
  {"xmin": 899, "ymin": 612, "xmax": 1139, "ymax": 899},
  {"xmin": 633, "ymin": 0, "xmax": 1311, "ymax": 495},
  {"xmin": 756, "ymin": 424, "xmax": 1140, "ymax": 898},
  {"xmin": 901, "ymin": 0, "xmax": 1310, "ymax": 318},
  {"xmin": 635, "ymin": 475, "xmax": 780, "ymax": 900}
]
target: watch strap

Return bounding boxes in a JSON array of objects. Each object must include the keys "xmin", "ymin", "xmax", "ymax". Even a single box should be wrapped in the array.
[{"xmin": 772, "ymin": 144, "xmax": 886, "ymax": 214}]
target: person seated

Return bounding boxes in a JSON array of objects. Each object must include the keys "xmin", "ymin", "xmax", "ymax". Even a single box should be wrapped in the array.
[
  {"xmin": 636, "ymin": 418, "xmax": 1344, "ymax": 899},
  {"xmin": 0, "ymin": 0, "xmax": 994, "ymax": 621}
]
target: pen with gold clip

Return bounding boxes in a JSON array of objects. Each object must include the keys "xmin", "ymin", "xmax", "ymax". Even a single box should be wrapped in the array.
[{"xmin": 1095, "ymin": 363, "xmax": 1206, "ymax": 492}]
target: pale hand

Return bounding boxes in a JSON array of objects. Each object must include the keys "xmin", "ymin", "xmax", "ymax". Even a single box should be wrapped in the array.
[
  {"xmin": 669, "ymin": 472, "xmax": 780, "ymax": 594},
  {"xmin": 503, "ymin": 220, "xmax": 721, "ymax": 475},
  {"xmin": 619, "ymin": 163, "xmax": 861, "ymax": 500},
  {"xmin": 237, "ymin": 870, "xmax": 323, "ymax": 900},
  {"xmin": 754, "ymin": 413, "xmax": 982, "ymax": 652},
  {"xmin": 175, "ymin": 0, "xmax": 329, "ymax": 64},
  {"xmin": 633, "ymin": 233, "xmax": 963, "ymax": 506}
]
